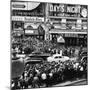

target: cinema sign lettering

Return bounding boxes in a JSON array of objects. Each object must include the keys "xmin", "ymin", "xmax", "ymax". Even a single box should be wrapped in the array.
[
  {"xmin": 49, "ymin": 4, "xmax": 80, "ymax": 13},
  {"xmin": 49, "ymin": 4, "xmax": 65, "ymax": 12},
  {"xmin": 66, "ymin": 5, "xmax": 81, "ymax": 13},
  {"xmin": 49, "ymin": 3, "xmax": 87, "ymax": 18}
]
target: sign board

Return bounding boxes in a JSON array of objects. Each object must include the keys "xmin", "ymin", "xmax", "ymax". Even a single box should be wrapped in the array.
[
  {"xmin": 12, "ymin": 2, "xmax": 40, "ymax": 10},
  {"xmin": 12, "ymin": 16, "xmax": 44, "ymax": 22},
  {"xmin": 25, "ymin": 30, "xmax": 38, "ymax": 35},
  {"xmin": 12, "ymin": 3, "xmax": 45, "ymax": 17},
  {"xmin": 64, "ymin": 33, "xmax": 78, "ymax": 37},
  {"xmin": 25, "ymin": 30, "xmax": 34, "ymax": 34},
  {"xmin": 25, "ymin": 17, "xmax": 44, "ymax": 22},
  {"xmin": 12, "ymin": 16, "xmax": 25, "ymax": 21},
  {"xmin": 81, "ymin": 8, "xmax": 87, "ymax": 18},
  {"xmin": 48, "ymin": 3, "xmax": 87, "ymax": 18},
  {"xmin": 12, "ymin": 2, "xmax": 28, "ymax": 10}
]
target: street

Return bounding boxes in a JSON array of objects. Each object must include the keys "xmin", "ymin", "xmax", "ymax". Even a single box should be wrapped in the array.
[{"xmin": 53, "ymin": 79, "xmax": 87, "ymax": 87}]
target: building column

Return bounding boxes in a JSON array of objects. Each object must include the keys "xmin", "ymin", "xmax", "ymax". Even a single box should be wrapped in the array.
[{"xmin": 49, "ymin": 33, "xmax": 52, "ymax": 41}]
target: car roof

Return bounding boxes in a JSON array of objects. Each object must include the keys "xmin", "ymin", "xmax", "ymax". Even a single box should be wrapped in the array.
[
  {"xmin": 53, "ymin": 54, "xmax": 62, "ymax": 57},
  {"xmin": 26, "ymin": 57, "xmax": 43, "ymax": 60}
]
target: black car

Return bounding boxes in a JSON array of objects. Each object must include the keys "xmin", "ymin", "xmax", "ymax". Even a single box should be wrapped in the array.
[{"xmin": 25, "ymin": 57, "xmax": 44, "ymax": 64}]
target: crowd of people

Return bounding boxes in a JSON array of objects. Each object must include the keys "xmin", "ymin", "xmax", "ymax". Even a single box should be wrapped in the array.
[
  {"xmin": 11, "ymin": 36, "xmax": 87, "ymax": 89},
  {"xmin": 12, "ymin": 57, "xmax": 87, "ymax": 89}
]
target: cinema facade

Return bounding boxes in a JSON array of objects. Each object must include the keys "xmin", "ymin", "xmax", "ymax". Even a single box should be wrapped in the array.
[
  {"xmin": 46, "ymin": 3, "xmax": 88, "ymax": 46},
  {"xmin": 11, "ymin": 1, "xmax": 88, "ymax": 46}
]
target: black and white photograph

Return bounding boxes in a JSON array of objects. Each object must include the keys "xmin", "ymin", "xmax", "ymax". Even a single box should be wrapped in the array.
[{"xmin": 11, "ymin": 0, "xmax": 88, "ymax": 89}]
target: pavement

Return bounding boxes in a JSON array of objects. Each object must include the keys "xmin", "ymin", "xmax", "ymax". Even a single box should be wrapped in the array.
[{"xmin": 53, "ymin": 79, "xmax": 87, "ymax": 87}]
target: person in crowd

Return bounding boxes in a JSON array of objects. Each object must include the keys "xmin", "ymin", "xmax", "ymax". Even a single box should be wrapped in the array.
[
  {"xmin": 11, "ymin": 37, "xmax": 87, "ymax": 89},
  {"xmin": 32, "ymin": 74, "xmax": 40, "ymax": 88}
]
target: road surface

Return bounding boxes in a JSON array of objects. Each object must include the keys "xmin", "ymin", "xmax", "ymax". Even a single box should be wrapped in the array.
[{"xmin": 53, "ymin": 79, "xmax": 87, "ymax": 87}]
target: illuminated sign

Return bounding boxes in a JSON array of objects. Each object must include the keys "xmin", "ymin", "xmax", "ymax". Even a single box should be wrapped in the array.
[
  {"xmin": 81, "ymin": 8, "xmax": 87, "ymax": 18},
  {"xmin": 48, "ymin": 3, "xmax": 87, "ymax": 18},
  {"xmin": 66, "ymin": 5, "xmax": 81, "ymax": 13},
  {"xmin": 12, "ymin": 16, "xmax": 44, "ymax": 22},
  {"xmin": 49, "ymin": 4, "xmax": 65, "ymax": 12},
  {"xmin": 25, "ymin": 30, "xmax": 38, "ymax": 35},
  {"xmin": 25, "ymin": 17, "xmax": 44, "ymax": 22},
  {"xmin": 12, "ymin": 4, "xmax": 26, "ymax": 8},
  {"xmin": 12, "ymin": 16, "xmax": 25, "ymax": 21},
  {"xmin": 12, "ymin": 3, "xmax": 45, "ymax": 17},
  {"xmin": 12, "ymin": 2, "xmax": 28, "ymax": 10},
  {"xmin": 25, "ymin": 30, "xmax": 34, "ymax": 34},
  {"xmin": 49, "ymin": 4, "xmax": 81, "ymax": 13},
  {"xmin": 12, "ymin": 2, "xmax": 40, "ymax": 10}
]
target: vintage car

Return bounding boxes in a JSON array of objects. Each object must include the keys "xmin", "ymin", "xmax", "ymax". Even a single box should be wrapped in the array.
[
  {"xmin": 47, "ymin": 54, "xmax": 69, "ymax": 62},
  {"xmin": 25, "ymin": 57, "xmax": 43, "ymax": 64}
]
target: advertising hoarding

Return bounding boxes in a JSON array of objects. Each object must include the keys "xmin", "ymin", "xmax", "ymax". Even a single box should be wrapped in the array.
[
  {"xmin": 12, "ymin": 2, "xmax": 45, "ymax": 17},
  {"xmin": 12, "ymin": 16, "xmax": 44, "ymax": 22},
  {"xmin": 48, "ymin": 3, "xmax": 87, "ymax": 18}
]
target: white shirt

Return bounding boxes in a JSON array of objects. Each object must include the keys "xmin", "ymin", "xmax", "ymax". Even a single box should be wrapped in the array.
[
  {"xmin": 80, "ymin": 67, "xmax": 84, "ymax": 71},
  {"xmin": 41, "ymin": 73, "xmax": 47, "ymax": 80},
  {"xmin": 49, "ymin": 73, "xmax": 53, "ymax": 77}
]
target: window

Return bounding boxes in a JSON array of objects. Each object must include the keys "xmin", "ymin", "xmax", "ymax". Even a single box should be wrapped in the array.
[
  {"xmin": 58, "ymin": 56, "xmax": 62, "ymax": 58},
  {"xmin": 54, "ymin": 56, "xmax": 59, "ymax": 59}
]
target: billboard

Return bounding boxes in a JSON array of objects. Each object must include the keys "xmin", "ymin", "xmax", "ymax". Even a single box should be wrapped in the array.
[
  {"xmin": 48, "ymin": 3, "xmax": 87, "ymax": 18},
  {"xmin": 12, "ymin": 2, "xmax": 45, "ymax": 17}
]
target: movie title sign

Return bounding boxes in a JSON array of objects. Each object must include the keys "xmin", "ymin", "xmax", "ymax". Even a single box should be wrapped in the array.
[
  {"xmin": 49, "ymin": 3, "xmax": 87, "ymax": 18},
  {"xmin": 49, "ymin": 4, "xmax": 65, "ymax": 12},
  {"xmin": 66, "ymin": 5, "xmax": 80, "ymax": 13}
]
